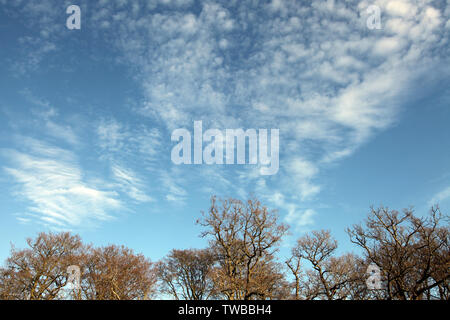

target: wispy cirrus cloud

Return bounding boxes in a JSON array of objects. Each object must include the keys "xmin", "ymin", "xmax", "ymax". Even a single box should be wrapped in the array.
[
  {"xmin": 96, "ymin": 118, "xmax": 161, "ymax": 204},
  {"xmin": 159, "ymin": 168, "xmax": 188, "ymax": 204},
  {"xmin": 97, "ymin": 119, "xmax": 162, "ymax": 161},
  {"xmin": 111, "ymin": 163, "xmax": 154, "ymax": 203},
  {"xmin": 285, "ymin": 208, "xmax": 317, "ymax": 232},
  {"xmin": 102, "ymin": 0, "xmax": 449, "ymax": 210},
  {"xmin": 2, "ymin": 126, "xmax": 156, "ymax": 227},
  {"xmin": 45, "ymin": 120, "xmax": 79, "ymax": 146},
  {"xmin": 19, "ymin": 89, "xmax": 80, "ymax": 146},
  {"xmin": 429, "ymin": 186, "xmax": 450, "ymax": 206},
  {"xmin": 2, "ymin": 138, "xmax": 122, "ymax": 228},
  {"xmin": 1, "ymin": 0, "xmax": 449, "ymax": 231}
]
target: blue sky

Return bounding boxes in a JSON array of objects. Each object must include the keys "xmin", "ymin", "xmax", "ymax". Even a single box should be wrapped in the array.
[{"xmin": 0, "ymin": 0, "xmax": 449, "ymax": 263}]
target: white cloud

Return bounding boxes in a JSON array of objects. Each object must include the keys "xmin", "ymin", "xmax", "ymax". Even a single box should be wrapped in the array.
[
  {"xmin": 285, "ymin": 208, "xmax": 317, "ymax": 230},
  {"xmin": 287, "ymin": 158, "xmax": 321, "ymax": 201},
  {"xmin": 95, "ymin": 119, "xmax": 161, "ymax": 203},
  {"xmin": 429, "ymin": 187, "xmax": 450, "ymax": 206},
  {"xmin": 2, "ymin": 142, "xmax": 122, "ymax": 228},
  {"xmin": 97, "ymin": 120, "xmax": 127, "ymax": 153},
  {"xmin": 386, "ymin": 1, "xmax": 417, "ymax": 18},
  {"xmin": 373, "ymin": 37, "xmax": 405, "ymax": 55},
  {"xmin": 106, "ymin": 0, "xmax": 446, "ymax": 207},
  {"xmin": 111, "ymin": 164, "xmax": 154, "ymax": 203},
  {"xmin": 159, "ymin": 168, "xmax": 188, "ymax": 204},
  {"xmin": 97, "ymin": 118, "xmax": 162, "ymax": 161},
  {"xmin": 20, "ymin": 89, "xmax": 79, "ymax": 145},
  {"xmin": 45, "ymin": 121, "xmax": 79, "ymax": 145},
  {"xmin": 2, "ymin": 0, "xmax": 449, "ymax": 226}
]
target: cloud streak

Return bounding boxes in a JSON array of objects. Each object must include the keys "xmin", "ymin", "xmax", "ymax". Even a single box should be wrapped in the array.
[
  {"xmin": 2, "ymin": 139, "xmax": 121, "ymax": 228},
  {"xmin": 429, "ymin": 186, "xmax": 450, "ymax": 206}
]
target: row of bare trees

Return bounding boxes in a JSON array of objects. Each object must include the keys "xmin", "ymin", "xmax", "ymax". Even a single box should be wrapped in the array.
[
  {"xmin": 1, "ymin": 196, "xmax": 449, "ymax": 300},
  {"xmin": 0, "ymin": 233, "xmax": 156, "ymax": 300}
]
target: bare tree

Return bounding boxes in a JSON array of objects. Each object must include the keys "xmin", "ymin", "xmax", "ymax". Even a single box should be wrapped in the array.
[
  {"xmin": 197, "ymin": 196, "xmax": 289, "ymax": 300},
  {"xmin": 2, "ymin": 203, "xmax": 447, "ymax": 301},
  {"xmin": 248, "ymin": 260, "xmax": 289, "ymax": 300},
  {"xmin": 347, "ymin": 206, "xmax": 450, "ymax": 300},
  {"xmin": 285, "ymin": 256, "xmax": 302, "ymax": 299},
  {"xmin": 82, "ymin": 245, "xmax": 157, "ymax": 300},
  {"xmin": 0, "ymin": 232, "xmax": 84, "ymax": 300},
  {"xmin": 292, "ymin": 230, "xmax": 363, "ymax": 300},
  {"xmin": 157, "ymin": 248, "xmax": 216, "ymax": 300},
  {"xmin": 0, "ymin": 233, "xmax": 158, "ymax": 300}
]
